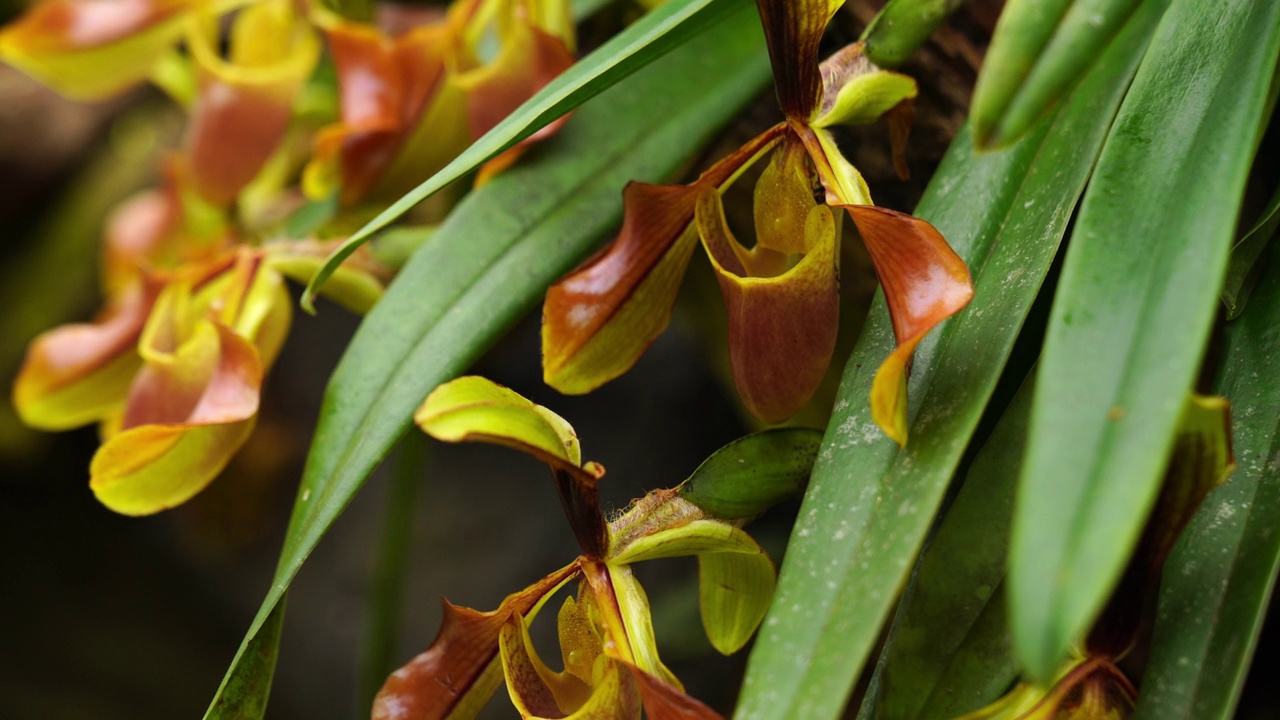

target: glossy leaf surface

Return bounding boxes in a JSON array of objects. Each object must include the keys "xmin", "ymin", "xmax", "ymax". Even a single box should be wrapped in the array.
[
  {"xmin": 204, "ymin": 10, "xmax": 771, "ymax": 717},
  {"xmin": 678, "ymin": 427, "xmax": 823, "ymax": 520},
  {"xmin": 1221, "ymin": 182, "xmax": 1280, "ymax": 319},
  {"xmin": 303, "ymin": 0, "xmax": 752, "ymax": 307},
  {"xmin": 970, "ymin": 0, "xmax": 1144, "ymax": 148},
  {"xmin": 872, "ymin": 382, "xmax": 1033, "ymax": 720},
  {"xmin": 1009, "ymin": 0, "xmax": 1280, "ymax": 681},
  {"xmin": 860, "ymin": 0, "xmax": 964, "ymax": 68},
  {"xmin": 1134, "ymin": 244, "xmax": 1280, "ymax": 719},
  {"xmin": 734, "ymin": 2, "xmax": 1165, "ymax": 715}
]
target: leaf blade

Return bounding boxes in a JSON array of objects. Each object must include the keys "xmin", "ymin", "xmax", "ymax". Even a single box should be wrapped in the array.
[
  {"xmin": 733, "ymin": 2, "xmax": 1166, "ymax": 716},
  {"xmin": 1134, "ymin": 233, "xmax": 1280, "ymax": 720},
  {"xmin": 1009, "ymin": 0, "xmax": 1280, "ymax": 681}
]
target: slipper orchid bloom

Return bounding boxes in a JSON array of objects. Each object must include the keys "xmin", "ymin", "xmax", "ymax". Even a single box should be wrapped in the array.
[
  {"xmin": 542, "ymin": 0, "xmax": 973, "ymax": 443},
  {"xmin": 373, "ymin": 376, "xmax": 776, "ymax": 719},
  {"xmin": 303, "ymin": 0, "xmax": 575, "ymax": 206},
  {"xmin": 12, "ymin": 181, "xmax": 386, "ymax": 515}
]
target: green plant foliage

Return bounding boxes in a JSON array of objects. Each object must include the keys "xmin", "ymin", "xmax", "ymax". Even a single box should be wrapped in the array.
[
  {"xmin": 1009, "ymin": 0, "xmax": 1280, "ymax": 682},
  {"xmin": 205, "ymin": 602, "xmax": 286, "ymax": 720},
  {"xmin": 860, "ymin": 0, "xmax": 965, "ymax": 68},
  {"xmin": 733, "ymin": 1, "xmax": 1165, "ymax": 715},
  {"xmin": 1135, "ymin": 246, "xmax": 1280, "ymax": 719},
  {"xmin": 678, "ymin": 427, "xmax": 824, "ymax": 520},
  {"xmin": 202, "ymin": 9, "xmax": 772, "ymax": 716},
  {"xmin": 1222, "ymin": 183, "xmax": 1280, "ymax": 319},
  {"xmin": 970, "ymin": 0, "xmax": 1144, "ymax": 148},
  {"xmin": 871, "ymin": 381, "xmax": 1033, "ymax": 720},
  {"xmin": 302, "ymin": 0, "xmax": 751, "ymax": 308}
]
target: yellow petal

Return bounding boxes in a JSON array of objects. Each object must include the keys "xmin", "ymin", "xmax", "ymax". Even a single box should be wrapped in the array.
[
  {"xmin": 90, "ymin": 415, "xmax": 255, "ymax": 515},
  {"xmin": 811, "ymin": 42, "xmax": 918, "ymax": 128},
  {"xmin": 415, "ymin": 375, "xmax": 585, "ymax": 468},
  {"xmin": 500, "ymin": 611, "xmax": 592, "ymax": 717},
  {"xmin": 0, "ymin": 0, "xmax": 192, "ymax": 100}
]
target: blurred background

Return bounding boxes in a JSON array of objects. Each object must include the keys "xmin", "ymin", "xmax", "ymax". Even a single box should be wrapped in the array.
[{"xmin": 0, "ymin": 1, "xmax": 1276, "ymax": 718}]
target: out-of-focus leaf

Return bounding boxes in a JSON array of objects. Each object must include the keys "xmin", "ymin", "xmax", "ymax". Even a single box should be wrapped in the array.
[
  {"xmin": 733, "ymin": 2, "xmax": 1165, "ymax": 716},
  {"xmin": 871, "ymin": 380, "xmax": 1033, "ymax": 720},
  {"xmin": 1134, "ymin": 245, "xmax": 1280, "ymax": 720},
  {"xmin": 203, "ymin": 10, "xmax": 771, "ymax": 718},
  {"xmin": 205, "ymin": 601, "xmax": 285, "ymax": 720},
  {"xmin": 860, "ymin": 0, "xmax": 965, "ymax": 68},
  {"xmin": 677, "ymin": 428, "xmax": 823, "ymax": 520},
  {"xmin": 1221, "ymin": 182, "xmax": 1280, "ymax": 319},
  {"xmin": 1009, "ymin": 0, "xmax": 1280, "ymax": 682},
  {"xmin": 302, "ymin": 0, "xmax": 751, "ymax": 308},
  {"xmin": 970, "ymin": 0, "xmax": 1145, "ymax": 148}
]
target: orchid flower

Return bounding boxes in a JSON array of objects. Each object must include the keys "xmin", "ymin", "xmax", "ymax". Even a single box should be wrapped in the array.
[
  {"xmin": 372, "ymin": 376, "xmax": 776, "ymax": 719},
  {"xmin": 12, "ymin": 178, "xmax": 386, "ymax": 515},
  {"xmin": 541, "ymin": 0, "xmax": 973, "ymax": 443},
  {"xmin": 302, "ymin": 0, "xmax": 575, "ymax": 206}
]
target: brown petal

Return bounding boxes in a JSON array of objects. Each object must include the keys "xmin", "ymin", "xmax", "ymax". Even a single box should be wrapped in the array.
[
  {"xmin": 542, "ymin": 127, "xmax": 785, "ymax": 395},
  {"xmin": 755, "ymin": 0, "xmax": 842, "ymax": 119},
  {"xmin": 845, "ymin": 205, "xmax": 972, "ymax": 445},
  {"xmin": 698, "ymin": 187, "xmax": 840, "ymax": 423},
  {"xmin": 373, "ymin": 561, "xmax": 582, "ymax": 720},
  {"xmin": 627, "ymin": 662, "xmax": 723, "ymax": 720}
]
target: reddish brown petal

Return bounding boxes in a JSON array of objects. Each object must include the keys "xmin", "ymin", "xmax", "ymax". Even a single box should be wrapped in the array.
[
  {"xmin": 626, "ymin": 662, "xmax": 723, "ymax": 720},
  {"xmin": 373, "ymin": 561, "xmax": 582, "ymax": 720},
  {"xmin": 755, "ymin": 0, "xmax": 841, "ymax": 120},
  {"xmin": 460, "ymin": 23, "xmax": 574, "ymax": 140},
  {"xmin": 541, "ymin": 127, "xmax": 785, "ymax": 395},
  {"xmin": 698, "ymin": 187, "xmax": 840, "ymax": 424},
  {"xmin": 12, "ymin": 281, "xmax": 156, "ymax": 430},
  {"xmin": 0, "ymin": 0, "xmax": 188, "ymax": 52},
  {"xmin": 846, "ymin": 205, "xmax": 972, "ymax": 444}
]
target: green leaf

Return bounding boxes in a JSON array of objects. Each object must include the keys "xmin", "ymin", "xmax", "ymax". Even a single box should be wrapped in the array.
[
  {"xmin": 678, "ymin": 427, "xmax": 823, "ymax": 520},
  {"xmin": 734, "ymin": 1, "xmax": 1165, "ymax": 716},
  {"xmin": 203, "ymin": 9, "xmax": 771, "ymax": 717},
  {"xmin": 301, "ymin": 0, "xmax": 751, "ymax": 310},
  {"xmin": 872, "ymin": 379, "xmax": 1034, "ymax": 720},
  {"xmin": 415, "ymin": 375, "xmax": 583, "ymax": 468},
  {"xmin": 1221, "ymin": 182, "xmax": 1280, "ymax": 319},
  {"xmin": 970, "ymin": 0, "xmax": 1145, "ymax": 149},
  {"xmin": 1134, "ymin": 242, "xmax": 1280, "ymax": 719},
  {"xmin": 205, "ymin": 601, "xmax": 286, "ymax": 720},
  {"xmin": 860, "ymin": 0, "xmax": 965, "ymax": 68},
  {"xmin": 1009, "ymin": 0, "xmax": 1280, "ymax": 682}
]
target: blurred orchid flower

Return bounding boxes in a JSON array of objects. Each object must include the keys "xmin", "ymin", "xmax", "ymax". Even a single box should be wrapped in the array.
[
  {"xmin": 0, "ymin": 0, "xmax": 257, "ymax": 101},
  {"xmin": 12, "ymin": 180, "xmax": 387, "ymax": 514},
  {"xmin": 955, "ymin": 652, "xmax": 1136, "ymax": 720},
  {"xmin": 372, "ymin": 376, "xmax": 775, "ymax": 719},
  {"xmin": 542, "ymin": 0, "xmax": 972, "ymax": 442},
  {"xmin": 183, "ymin": 0, "xmax": 321, "ymax": 206},
  {"xmin": 302, "ymin": 0, "xmax": 575, "ymax": 206}
]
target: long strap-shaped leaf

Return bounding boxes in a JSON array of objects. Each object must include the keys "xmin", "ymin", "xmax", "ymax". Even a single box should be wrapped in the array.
[
  {"xmin": 1134, "ymin": 232, "xmax": 1280, "ymax": 718},
  {"xmin": 1009, "ymin": 0, "xmax": 1280, "ymax": 682},
  {"xmin": 867, "ymin": 379, "xmax": 1034, "ymax": 720},
  {"xmin": 203, "ymin": 9, "xmax": 772, "ymax": 717},
  {"xmin": 301, "ymin": 0, "xmax": 750, "ymax": 309},
  {"xmin": 733, "ymin": 1, "xmax": 1166, "ymax": 716}
]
